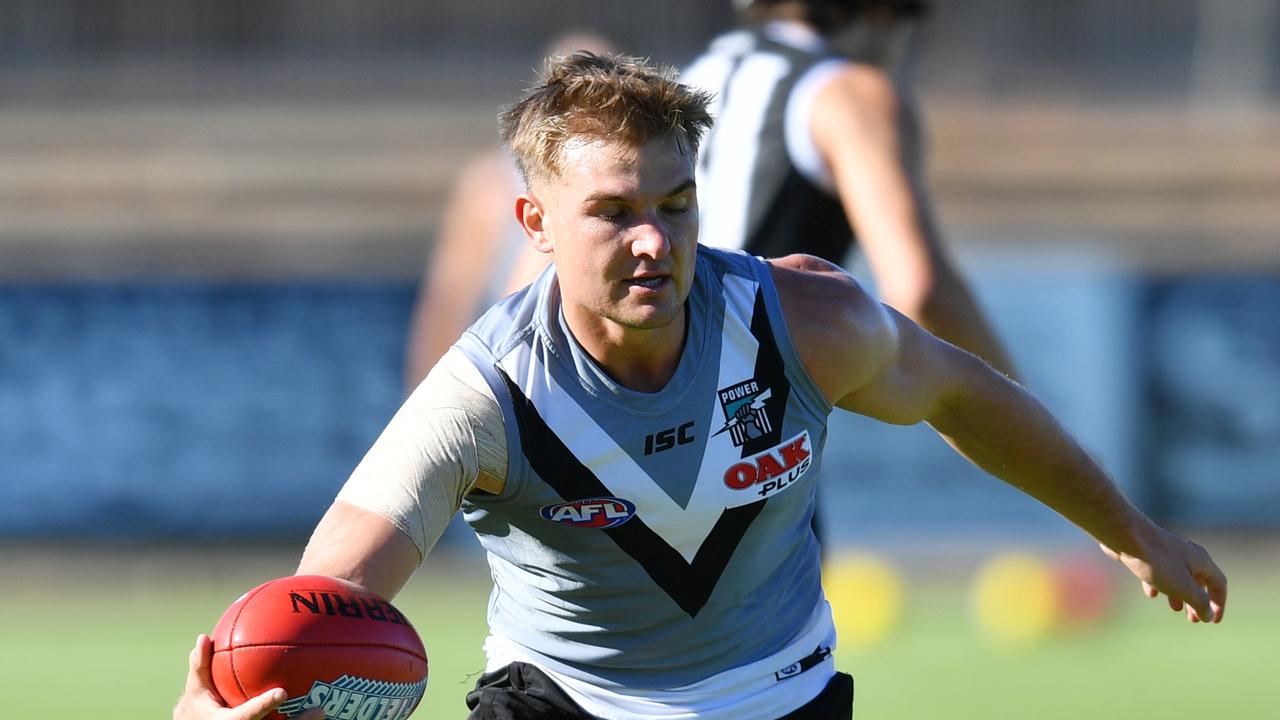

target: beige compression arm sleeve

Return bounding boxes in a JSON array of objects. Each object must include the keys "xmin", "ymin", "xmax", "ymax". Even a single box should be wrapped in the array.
[{"xmin": 335, "ymin": 348, "xmax": 507, "ymax": 559}]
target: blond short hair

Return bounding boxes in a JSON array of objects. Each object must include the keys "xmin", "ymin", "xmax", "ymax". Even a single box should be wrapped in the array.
[{"xmin": 499, "ymin": 52, "xmax": 714, "ymax": 187}]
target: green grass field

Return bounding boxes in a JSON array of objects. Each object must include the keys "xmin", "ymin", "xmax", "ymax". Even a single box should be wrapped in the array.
[{"xmin": 0, "ymin": 542, "xmax": 1271, "ymax": 719}]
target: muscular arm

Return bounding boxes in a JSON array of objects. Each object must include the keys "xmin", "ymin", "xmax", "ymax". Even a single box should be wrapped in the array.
[
  {"xmin": 302, "ymin": 349, "xmax": 508, "ymax": 599},
  {"xmin": 296, "ymin": 502, "xmax": 422, "ymax": 601},
  {"xmin": 810, "ymin": 65, "xmax": 1018, "ymax": 379},
  {"xmin": 772, "ymin": 256, "xmax": 1226, "ymax": 623}
]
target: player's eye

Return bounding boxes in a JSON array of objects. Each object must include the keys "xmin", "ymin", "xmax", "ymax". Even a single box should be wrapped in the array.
[
  {"xmin": 595, "ymin": 205, "xmax": 628, "ymax": 222},
  {"xmin": 661, "ymin": 195, "xmax": 690, "ymax": 214}
]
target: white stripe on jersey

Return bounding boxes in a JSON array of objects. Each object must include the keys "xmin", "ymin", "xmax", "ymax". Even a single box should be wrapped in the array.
[
  {"xmin": 496, "ymin": 275, "xmax": 810, "ymax": 564},
  {"xmin": 690, "ymin": 52, "xmax": 791, "ymax": 252},
  {"xmin": 785, "ymin": 59, "xmax": 846, "ymax": 192}
]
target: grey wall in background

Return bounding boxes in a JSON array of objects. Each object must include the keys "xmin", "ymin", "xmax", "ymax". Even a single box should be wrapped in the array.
[
  {"xmin": 0, "ymin": 284, "xmax": 412, "ymax": 538},
  {"xmin": 1, "ymin": 271, "xmax": 1277, "ymax": 541},
  {"xmin": 1145, "ymin": 277, "xmax": 1280, "ymax": 527}
]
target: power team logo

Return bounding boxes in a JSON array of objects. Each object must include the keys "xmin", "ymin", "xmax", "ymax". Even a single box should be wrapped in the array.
[
  {"xmin": 277, "ymin": 675, "xmax": 426, "ymax": 720},
  {"xmin": 723, "ymin": 430, "xmax": 812, "ymax": 499},
  {"xmin": 540, "ymin": 497, "xmax": 637, "ymax": 529},
  {"xmin": 713, "ymin": 378, "xmax": 773, "ymax": 446}
]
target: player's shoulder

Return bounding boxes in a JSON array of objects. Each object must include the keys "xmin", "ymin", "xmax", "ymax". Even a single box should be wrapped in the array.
[
  {"xmin": 464, "ymin": 274, "xmax": 544, "ymax": 355},
  {"xmin": 768, "ymin": 252, "xmax": 843, "ymax": 275},
  {"xmin": 814, "ymin": 61, "xmax": 904, "ymax": 121},
  {"xmin": 767, "ymin": 254, "xmax": 886, "ymax": 335},
  {"xmin": 767, "ymin": 254, "xmax": 896, "ymax": 404}
]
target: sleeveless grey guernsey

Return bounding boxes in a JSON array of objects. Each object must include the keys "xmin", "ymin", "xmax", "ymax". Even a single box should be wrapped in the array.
[{"xmin": 453, "ymin": 246, "xmax": 836, "ymax": 691}]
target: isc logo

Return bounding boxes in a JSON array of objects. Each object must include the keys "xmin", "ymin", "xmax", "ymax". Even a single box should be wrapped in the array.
[
  {"xmin": 722, "ymin": 430, "xmax": 812, "ymax": 498},
  {"xmin": 540, "ymin": 497, "xmax": 637, "ymax": 529},
  {"xmin": 643, "ymin": 421, "xmax": 695, "ymax": 456}
]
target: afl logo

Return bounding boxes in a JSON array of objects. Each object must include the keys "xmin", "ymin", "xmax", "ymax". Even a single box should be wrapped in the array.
[{"xmin": 540, "ymin": 497, "xmax": 637, "ymax": 529}]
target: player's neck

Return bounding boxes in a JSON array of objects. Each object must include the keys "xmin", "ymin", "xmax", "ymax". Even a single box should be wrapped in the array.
[{"xmin": 564, "ymin": 306, "xmax": 687, "ymax": 393}]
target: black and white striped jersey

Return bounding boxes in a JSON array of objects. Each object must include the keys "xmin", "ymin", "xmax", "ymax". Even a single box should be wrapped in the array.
[{"xmin": 684, "ymin": 22, "xmax": 854, "ymax": 265}]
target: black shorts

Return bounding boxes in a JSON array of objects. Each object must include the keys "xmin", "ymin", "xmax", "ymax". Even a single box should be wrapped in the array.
[{"xmin": 465, "ymin": 662, "xmax": 853, "ymax": 720}]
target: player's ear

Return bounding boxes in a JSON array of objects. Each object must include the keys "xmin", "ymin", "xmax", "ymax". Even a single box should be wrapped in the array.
[{"xmin": 515, "ymin": 194, "xmax": 553, "ymax": 254}]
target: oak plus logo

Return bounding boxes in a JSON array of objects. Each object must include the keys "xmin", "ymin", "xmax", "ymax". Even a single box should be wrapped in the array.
[
  {"xmin": 722, "ymin": 430, "xmax": 812, "ymax": 499},
  {"xmin": 713, "ymin": 378, "xmax": 773, "ymax": 447}
]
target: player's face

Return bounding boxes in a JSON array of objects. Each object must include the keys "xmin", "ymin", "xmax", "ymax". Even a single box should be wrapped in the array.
[{"xmin": 532, "ymin": 134, "xmax": 698, "ymax": 337}]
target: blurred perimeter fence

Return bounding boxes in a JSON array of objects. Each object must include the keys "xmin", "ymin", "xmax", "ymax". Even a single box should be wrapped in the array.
[{"xmin": 1, "ymin": 0, "xmax": 1278, "ymax": 102}]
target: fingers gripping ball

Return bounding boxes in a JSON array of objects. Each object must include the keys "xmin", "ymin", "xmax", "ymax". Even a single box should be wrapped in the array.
[{"xmin": 211, "ymin": 575, "xmax": 428, "ymax": 720}]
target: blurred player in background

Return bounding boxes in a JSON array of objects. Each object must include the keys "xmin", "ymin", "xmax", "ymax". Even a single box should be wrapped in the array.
[
  {"xmin": 175, "ymin": 53, "xmax": 1225, "ymax": 720},
  {"xmin": 404, "ymin": 32, "xmax": 615, "ymax": 390},
  {"xmin": 684, "ymin": 0, "xmax": 1017, "ymax": 378}
]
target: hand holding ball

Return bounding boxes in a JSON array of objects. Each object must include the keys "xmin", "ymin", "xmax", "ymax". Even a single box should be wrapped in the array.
[{"xmin": 211, "ymin": 575, "xmax": 428, "ymax": 720}]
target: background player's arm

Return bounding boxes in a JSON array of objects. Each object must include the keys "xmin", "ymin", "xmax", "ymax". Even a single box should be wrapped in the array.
[
  {"xmin": 810, "ymin": 65, "xmax": 1018, "ymax": 379},
  {"xmin": 502, "ymin": 234, "xmax": 554, "ymax": 296},
  {"xmin": 771, "ymin": 257, "xmax": 1226, "ymax": 624},
  {"xmin": 405, "ymin": 151, "xmax": 551, "ymax": 390},
  {"xmin": 404, "ymin": 151, "xmax": 512, "ymax": 390}
]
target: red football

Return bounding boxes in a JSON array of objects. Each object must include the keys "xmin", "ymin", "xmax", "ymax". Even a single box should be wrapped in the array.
[{"xmin": 211, "ymin": 575, "xmax": 428, "ymax": 720}]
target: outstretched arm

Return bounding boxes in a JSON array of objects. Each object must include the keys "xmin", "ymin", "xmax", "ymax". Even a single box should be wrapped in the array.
[
  {"xmin": 811, "ymin": 65, "xmax": 1018, "ymax": 379},
  {"xmin": 773, "ymin": 257, "xmax": 1226, "ymax": 623},
  {"xmin": 903, "ymin": 333, "xmax": 1224, "ymax": 622}
]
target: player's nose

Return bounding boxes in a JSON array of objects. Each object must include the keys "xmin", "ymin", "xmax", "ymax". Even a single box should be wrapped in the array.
[{"xmin": 630, "ymin": 216, "xmax": 670, "ymax": 259}]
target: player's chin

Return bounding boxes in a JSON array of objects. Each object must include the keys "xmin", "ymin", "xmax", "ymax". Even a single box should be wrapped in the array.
[{"xmin": 613, "ymin": 301, "xmax": 682, "ymax": 330}]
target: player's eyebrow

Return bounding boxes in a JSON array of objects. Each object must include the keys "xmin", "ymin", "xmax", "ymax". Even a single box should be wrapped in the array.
[{"xmin": 583, "ymin": 178, "xmax": 695, "ymax": 205}]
